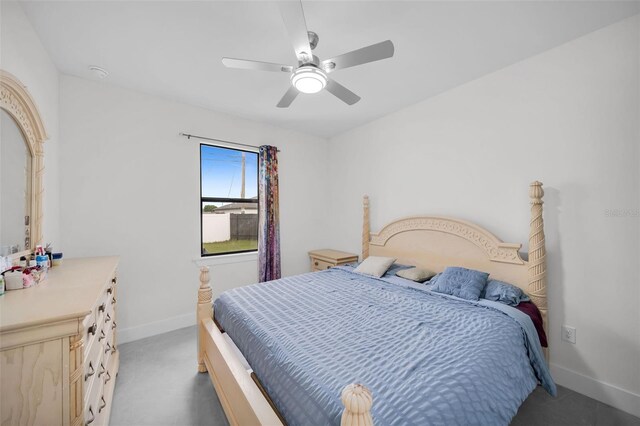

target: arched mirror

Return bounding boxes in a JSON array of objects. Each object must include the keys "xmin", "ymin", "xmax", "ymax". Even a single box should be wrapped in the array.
[
  {"xmin": 1, "ymin": 109, "xmax": 32, "ymax": 254},
  {"xmin": 0, "ymin": 70, "xmax": 47, "ymax": 258}
]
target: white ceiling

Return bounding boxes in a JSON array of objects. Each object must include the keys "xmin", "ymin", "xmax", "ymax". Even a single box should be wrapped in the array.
[{"xmin": 19, "ymin": 1, "xmax": 640, "ymax": 138}]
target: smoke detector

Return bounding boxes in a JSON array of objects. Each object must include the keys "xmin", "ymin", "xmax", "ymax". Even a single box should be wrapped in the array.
[{"xmin": 89, "ymin": 66, "xmax": 109, "ymax": 79}]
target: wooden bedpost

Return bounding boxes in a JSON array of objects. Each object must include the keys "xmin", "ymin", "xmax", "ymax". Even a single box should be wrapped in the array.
[
  {"xmin": 362, "ymin": 195, "xmax": 370, "ymax": 260},
  {"xmin": 197, "ymin": 266, "xmax": 213, "ymax": 373},
  {"xmin": 341, "ymin": 383, "xmax": 373, "ymax": 426},
  {"xmin": 528, "ymin": 181, "xmax": 548, "ymax": 347}
]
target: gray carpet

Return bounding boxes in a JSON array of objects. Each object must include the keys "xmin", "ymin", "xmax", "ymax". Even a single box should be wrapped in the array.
[{"xmin": 110, "ymin": 326, "xmax": 640, "ymax": 426}]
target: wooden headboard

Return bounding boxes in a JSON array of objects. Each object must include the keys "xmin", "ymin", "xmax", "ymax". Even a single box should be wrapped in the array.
[{"xmin": 362, "ymin": 181, "xmax": 548, "ymax": 339}]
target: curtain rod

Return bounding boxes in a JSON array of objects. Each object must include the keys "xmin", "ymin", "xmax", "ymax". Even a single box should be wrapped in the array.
[{"xmin": 180, "ymin": 132, "xmax": 280, "ymax": 152}]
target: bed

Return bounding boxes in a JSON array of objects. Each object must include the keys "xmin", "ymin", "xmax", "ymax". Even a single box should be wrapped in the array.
[{"xmin": 196, "ymin": 181, "xmax": 552, "ymax": 425}]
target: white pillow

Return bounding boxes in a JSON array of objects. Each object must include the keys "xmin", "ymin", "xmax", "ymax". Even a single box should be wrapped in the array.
[{"xmin": 354, "ymin": 256, "xmax": 396, "ymax": 278}]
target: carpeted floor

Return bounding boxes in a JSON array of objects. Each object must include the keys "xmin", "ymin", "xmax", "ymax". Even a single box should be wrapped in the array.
[{"xmin": 110, "ymin": 326, "xmax": 640, "ymax": 426}]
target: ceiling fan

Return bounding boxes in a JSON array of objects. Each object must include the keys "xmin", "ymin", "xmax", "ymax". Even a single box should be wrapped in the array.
[{"xmin": 222, "ymin": 0, "xmax": 395, "ymax": 108}]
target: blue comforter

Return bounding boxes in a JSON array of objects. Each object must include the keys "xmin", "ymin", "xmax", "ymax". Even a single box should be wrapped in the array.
[{"xmin": 214, "ymin": 266, "xmax": 556, "ymax": 426}]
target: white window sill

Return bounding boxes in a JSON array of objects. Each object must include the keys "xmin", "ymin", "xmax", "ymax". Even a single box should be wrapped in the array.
[{"xmin": 193, "ymin": 251, "xmax": 258, "ymax": 267}]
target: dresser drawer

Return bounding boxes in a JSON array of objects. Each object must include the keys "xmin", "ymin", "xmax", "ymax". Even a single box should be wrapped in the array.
[
  {"xmin": 84, "ymin": 296, "xmax": 109, "ymax": 346},
  {"xmin": 102, "ymin": 357, "xmax": 115, "ymax": 391},
  {"xmin": 103, "ymin": 291, "xmax": 115, "ymax": 329},
  {"xmin": 83, "ymin": 305, "xmax": 99, "ymax": 345},
  {"xmin": 84, "ymin": 336, "xmax": 102, "ymax": 388},
  {"xmin": 84, "ymin": 347, "xmax": 104, "ymax": 416},
  {"xmin": 84, "ymin": 375, "xmax": 103, "ymax": 426},
  {"xmin": 95, "ymin": 298, "xmax": 108, "ymax": 326},
  {"xmin": 97, "ymin": 274, "xmax": 116, "ymax": 316},
  {"xmin": 102, "ymin": 310, "xmax": 114, "ymax": 334},
  {"xmin": 102, "ymin": 333, "xmax": 115, "ymax": 370},
  {"xmin": 99, "ymin": 355, "xmax": 117, "ymax": 421}
]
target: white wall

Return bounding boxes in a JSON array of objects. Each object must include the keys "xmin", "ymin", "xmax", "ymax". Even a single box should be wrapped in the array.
[
  {"xmin": 59, "ymin": 75, "xmax": 329, "ymax": 342},
  {"xmin": 327, "ymin": 16, "xmax": 640, "ymax": 416},
  {"xmin": 0, "ymin": 1, "xmax": 60, "ymax": 246}
]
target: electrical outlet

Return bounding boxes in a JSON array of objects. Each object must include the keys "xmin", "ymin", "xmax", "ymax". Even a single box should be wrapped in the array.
[{"xmin": 562, "ymin": 325, "xmax": 576, "ymax": 344}]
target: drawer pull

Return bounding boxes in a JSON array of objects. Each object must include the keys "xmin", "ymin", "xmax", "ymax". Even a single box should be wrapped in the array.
[
  {"xmin": 86, "ymin": 407, "xmax": 95, "ymax": 425},
  {"xmin": 107, "ymin": 287, "xmax": 113, "ymax": 295},
  {"xmin": 111, "ymin": 296, "xmax": 116, "ymax": 305},
  {"xmin": 98, "ymin": 303, "xmax": 106, "ymax": 313},
  {"xmin": 111, "ymin": 345, "xmax": 117, "ymax": 354},
  {"xmin": 105, "ymin": 371, "xmax": 112, "ymax": 384},
  {"xmin": 98, "ymin": 396, "xmax": 107, "ymax": 413},
  {"xmin": 314, "ymin": 261, "xmax": 319, "ymax": 266},
  {"xmin": 112, "ymin": 277, "xmax": 117, "ymax": 285},
  {"xmin": 105, "ymin": 313, "xmax": 111, "ymax": 324},
  {"xmin": 98, "ymin": 330, "xmax": 106, "ymax": 342},
  {"xmin": 98, "ymin": 362, "xmax": 105, "ymax": 378},
  {"xmin": 105, "ymin": 343, "xmax": 111, "ymax": 354},
  {"xmin": 88, "ymin": 323, "xmax": 97, "ymax": 336},
  {"xmin": 112, "ymin": 321, "xmax": 117, "ymax": 330},
  {"xmin": 84, "ymin": 362, "xmax": 95, "ymax": 381}
]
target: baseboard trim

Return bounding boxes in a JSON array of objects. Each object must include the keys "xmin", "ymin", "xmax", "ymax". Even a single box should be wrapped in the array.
[
  {"xmin": 550, "ymin": 363, "xmax": 640, "ymax": 418},
  {"xmin": 118, "ymin": 312, "xmax": 196, "ymax": 345}
]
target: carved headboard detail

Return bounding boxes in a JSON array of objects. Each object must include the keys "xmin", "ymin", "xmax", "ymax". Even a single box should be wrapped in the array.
[{"xmin": 370, "ymin": 216, "xmax": 525, "ymax": 265}]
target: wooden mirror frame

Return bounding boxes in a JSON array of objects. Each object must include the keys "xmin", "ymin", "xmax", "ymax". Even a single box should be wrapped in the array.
[{"xmin": 0, "ymin": 70, "xmax": 47, "ymax": 257}]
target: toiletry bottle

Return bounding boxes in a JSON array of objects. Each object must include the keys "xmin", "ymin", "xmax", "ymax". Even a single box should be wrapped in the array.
[
  {"xmin": 0, "ymin": 275, "xmax": 5, "ymax": 295},
  {"xmin": 36, "ymin": 255, "xmax": 48, "ymax": 270}
]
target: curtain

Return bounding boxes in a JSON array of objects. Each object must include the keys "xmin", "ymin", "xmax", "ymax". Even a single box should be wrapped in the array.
[{"xmin": 258, "ymin": 145, "xmax": 281, "ymax": 282}]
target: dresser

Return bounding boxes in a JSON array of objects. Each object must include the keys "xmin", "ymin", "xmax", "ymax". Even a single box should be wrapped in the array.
[
  {"xmin": 308, "ymin": 249, "xmax": 359, "ymax": 272},
  {"xmin": 0, "ymin": 256, "xmax": 120, "ymax": 426}
]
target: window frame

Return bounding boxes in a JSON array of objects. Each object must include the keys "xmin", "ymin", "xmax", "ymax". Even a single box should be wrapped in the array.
[{"xmin": 199, "ymin": 143, "xmax": 259, "ymax": 257}]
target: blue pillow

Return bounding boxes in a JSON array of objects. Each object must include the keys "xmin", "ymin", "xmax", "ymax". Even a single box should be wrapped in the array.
[
  {"xmin": 481, "ymin": 279, "xmax": 530, "ymax": 306},
  {"xmin": 430, "ymin": 267, "xmax": 489, "ymax": 301},
  {"xmin": 426, "ymin": 273, "xmax": 441, "ymax": 286}
]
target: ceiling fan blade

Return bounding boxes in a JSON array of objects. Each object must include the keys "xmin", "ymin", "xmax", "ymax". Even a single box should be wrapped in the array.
[
  {"xmin": 279, "ymin": 0, "xmax": 312, "ymax": 64},
  {"xmin": 277, "ymin": 85, "xmax": 299, "ymax": 108},
  {"xmin": 222, "ymin": 58, "xmax": 293, "ymax": 73},
  {"xmin": 321, "ymin": 40, "xmax": 394, "ymax": 73},
  {"xmin": 325, "ymin": 79, "xmax": 360, "ymax": 105}
]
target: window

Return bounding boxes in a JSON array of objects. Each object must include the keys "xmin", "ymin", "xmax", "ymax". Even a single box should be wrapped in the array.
[{"xmin": 200, "ymin": 144, "xmax": 259, "ymax": 256}]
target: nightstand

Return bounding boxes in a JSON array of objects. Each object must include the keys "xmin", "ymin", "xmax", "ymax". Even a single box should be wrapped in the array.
[{"xmin": 308, "ymin": 249, "xmax": 359, "ymax": 272}]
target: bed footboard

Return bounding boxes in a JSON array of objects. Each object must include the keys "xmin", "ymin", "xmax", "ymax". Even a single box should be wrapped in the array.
[{"xmin": 196, "ymin": 266, "xmax": 374, "ymax": 425}]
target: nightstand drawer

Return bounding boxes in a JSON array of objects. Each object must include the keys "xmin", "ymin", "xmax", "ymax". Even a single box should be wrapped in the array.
[{"xmin": 312, "ymin": 259, "xmax": 334, "ymax": 271}]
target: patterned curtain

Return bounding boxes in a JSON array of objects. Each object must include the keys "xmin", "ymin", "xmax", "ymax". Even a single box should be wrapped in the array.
[{"xmin": 258, "ymin": 146, "xmax": 281, "ymax": 282}]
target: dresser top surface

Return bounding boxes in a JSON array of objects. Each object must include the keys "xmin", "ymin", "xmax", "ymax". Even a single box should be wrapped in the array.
[{"xmin": 0, "ymin": 256, "xmax": 119, "ymax": 333}]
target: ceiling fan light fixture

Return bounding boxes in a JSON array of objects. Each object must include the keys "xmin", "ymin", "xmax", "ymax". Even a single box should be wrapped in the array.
[{"xmin": 291, "ymin": 66, "xmax": 327, "ymax": 94}]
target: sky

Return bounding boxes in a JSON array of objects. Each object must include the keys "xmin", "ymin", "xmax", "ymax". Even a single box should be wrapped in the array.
[{"xmin": 201, "ymin": 145, "xmax": 258, "ymax": 200}]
